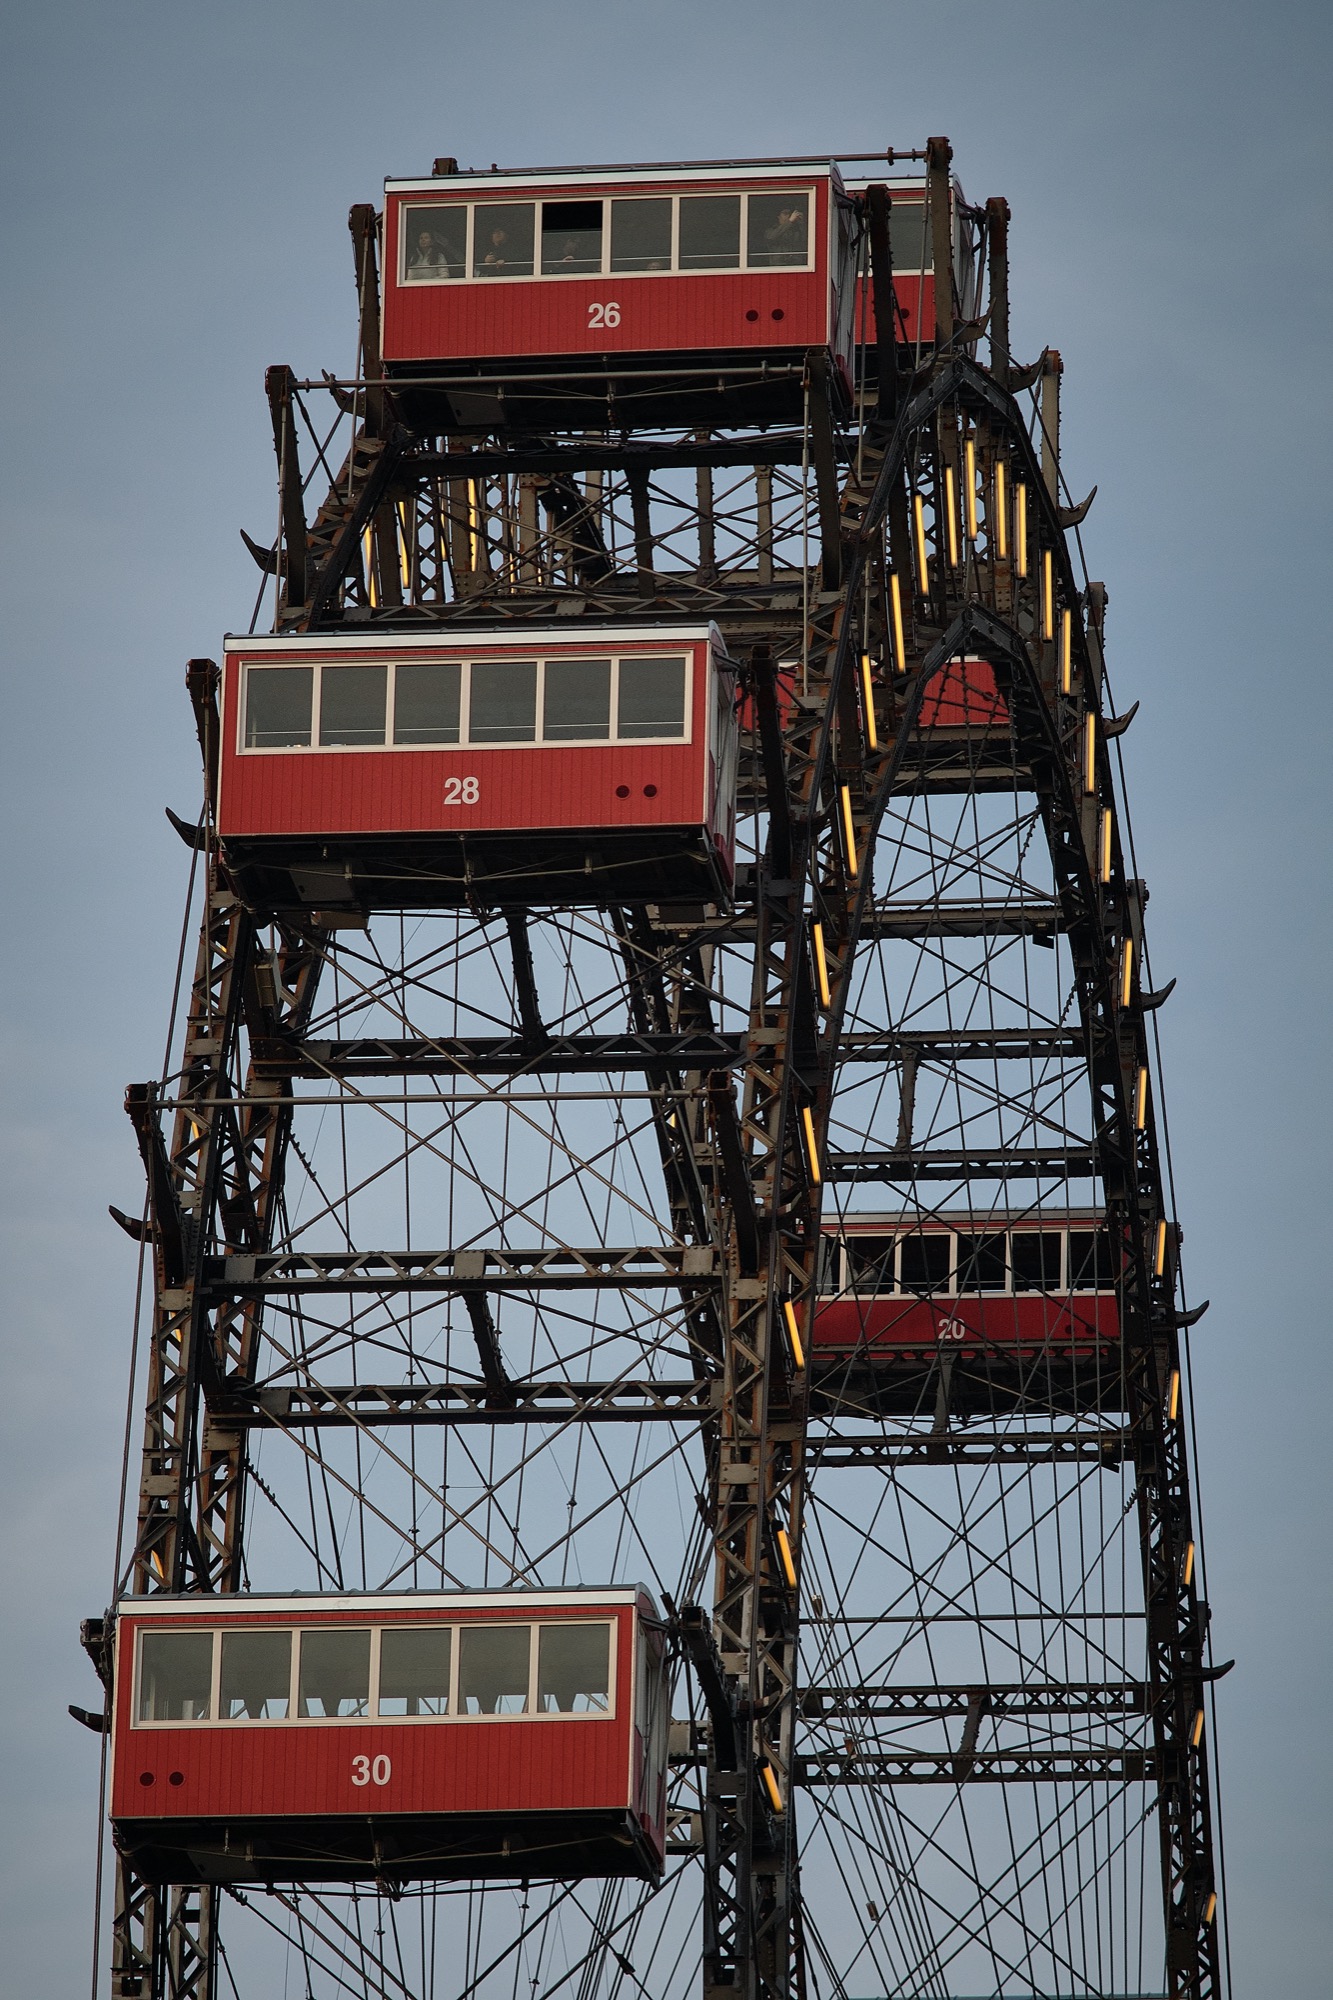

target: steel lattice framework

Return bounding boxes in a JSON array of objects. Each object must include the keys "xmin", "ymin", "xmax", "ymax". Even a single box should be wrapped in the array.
[{"xmin": 85, "ymin": 138, "xmax": 1227, "ymax": 2000}]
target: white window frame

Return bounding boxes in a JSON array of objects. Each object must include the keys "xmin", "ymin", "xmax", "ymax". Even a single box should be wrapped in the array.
[
  {"xmin": 835, "ymin": 1227, "xmax": 1092, "ymax": 1300},
  {"xmin": 238, "ymin": 655, "xmax": 694, "ymax": 756},
  {"xmin": 398, "ymin": 190, "xmax": 819, "ymax": 288},
  {"xmin": 131, "ymin": 1617, "xmax": 618, "ymax": 1729}
]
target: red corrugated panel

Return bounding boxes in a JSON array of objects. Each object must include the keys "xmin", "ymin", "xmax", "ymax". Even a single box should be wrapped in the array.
[
  {"xmin": 919, "ymin": 657, "xmax": 1008, "ymax": 731},
  {"xmin": 112, "ymin": 1604, "xmax": 640, "ymax": 1825},
  {"xmin": 219, "ymin": 640, "xmax": 717, "ymax": 843},
  {"xmin": 382, "ymin": 177, "xmax": 831, "ymax": 365},
  {"xmin": 811, "ymin": 1293, "xmax": 1121, "ymax": 1353}
]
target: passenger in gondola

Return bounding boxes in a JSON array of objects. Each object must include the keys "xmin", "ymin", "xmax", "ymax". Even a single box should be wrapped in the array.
[
  {"xmin": 408, "ymin": 228, "xmax": 447, "ymax": 277},
  {"xmin": 764, "ymin": 205, "xmax": 807, "ymax": 262},
  {"xmin": 478, "ymin": 225, "xmax": 512, "ymax": 274}
]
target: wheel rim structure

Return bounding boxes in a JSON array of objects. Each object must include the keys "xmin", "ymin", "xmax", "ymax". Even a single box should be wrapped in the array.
[{"xmin": 88, "ymin": 138, "xmax": 1227, "ymax": 2000}]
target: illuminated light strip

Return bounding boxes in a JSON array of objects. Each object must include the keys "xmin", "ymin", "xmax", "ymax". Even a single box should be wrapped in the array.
[
  {"xmin": 800, "ymin": 1105, "xmax": 821, "ymax": 1185},
  {"xmin": 776, "ymin": 1526, "xmax": 798, "ymax": 1590},
  {"xmin": 1182, "ymin": 1540, "xmax": 1196, "ymax": 1587},
  {"xmin": 811, "ymin": 923, "xmax": 831, "ymax": 1010},
  {"xmin": 1084, "ymin": 712, "xmax": 1097, "ymax": 793},
  {"xmin": 1061, "ymin": 607, "xmax": 1073, "ymax": 694},
  {"xmin": 396, "ymin": 501, "xmax": 412, "ymax": 592},
  {"xmin": 1016, "ymin": 482, "xmax": 1028, "ymax": 577},
  {"xmin": 1192, "ymin": 1707, "xmax": 1206, "ymax": 1748},
  {"xmin": 468, "ymin": 478, "xmax": 481, "ymax": 568},
  {"xmin": 1204, "ymin": 1893, "xmax": 1217, "ymax": 1925},
  {"xmin": 759, "ymin": 1763, "xmax": 784, "ymax": 1814},
  {"xmin": 913, "ymin": 493, "xmax": 930, "ymax": 592},
  {"xmin": 889, "ymin": 573, "xmax": 906, "ymax": 674},
  {"xmin": 1100, "ymin": 807, "xmax": 1114, "ymax": 884},
  {"xmin": 859, "ymin": 654, "xmax": 878, "ymax": 751},
  {"xmin": 361, "ymin": 526, "xmax": 378, "ymax": 609},
  {"xmin": 995, "ymin": 459, "xmax": 1008, "ymax": 558},
  {"xmin": 1043, "ymin": 548, "xmax": 1055, "ymax": 641},
  {"xmin": 839, "ymin": 785, "xmax": 858, "ymax": 877},
  {"xmin": 1120, "ymin": 938, "xmax": 1135, "ymax": 1009},
  {"xmin": 1168, "ymin": 1367, "xmax": 1181, "ymax": 1422},
  {"xmin": 964, "ymin": 437, "xmax": 978, "ymax": 540},
  {"xmin": 1135, "ymin": 1065, "xmax": 1149, "ymax": 1130},
  {"xmin": 944, "ymin": 464, "xmax": 960, "ymax": 568},
  {"xmin": 782, "ymin": 1299, "xmax": 806, "ymax": 1372},
  {"xmin": 1155, "ymin": 1218, "xmax": 1169, "ymax": 1277}
]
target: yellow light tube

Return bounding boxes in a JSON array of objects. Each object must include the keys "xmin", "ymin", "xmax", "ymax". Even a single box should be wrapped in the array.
[
  {"xmin": 361, "ymin": 526, "xmax": 378, "ymax": 609},
  {"xmin": 1204, "ymin": 1893, "xmax": 1217, "ymax": 1926},
  {"xmin": 1016, "ymin": 482, "xmax": 1028, "ymax": 577},
  {"xmin": 1061, "ymin": 608, "xmax": 1073, "ymax": 694},
  {"xmin": 1155, "ymin": 1218, "xmax": 1169, "ymax": 1277},
  {"xmin": 801, "ymin": 1104, "xmax": 821, "ymax": 1185},
  {"xmin": 782, "ymin": 1298, "xmax": 806, "ymax": 1372},
  {"xmin": 944, "ymin": 465, "xmax": 960, "ymax": 568},
  {"xmin": 860, "ymin": 653, "xmax": 879, "ymax": 751},
  {"xmin": 1183, "ymin": 1540, "xmax": 1195, "ymax": 1587},
  {"xmin": 1192, "ymin": 1707, "xmax": 1206, "ymax": 1748},
  {"xmin": 468, "ymin": 477, "xmax": 481, "ymax": 568},
  {"xmin": 965, "ymin": 437, "xmax": 978, "ymax": 541},
  {"xmin": 396, "ymin": 500, "xmax": 412, "ymax": 593},
  {"xmin": 1099, "ymin": 807, "xmax": 1114, "ymax": 884},
  {"xmin": 811, "ymin": 922, "xmax": 832, "ymax": 1010},
  {"xmin": 995, "ymin": 459, "xmax": 1008, "ymax": 559},
  {"xmin": 776, "ymin": 1526, "xmax": 798, "ymax": 1590},
  {"xmin": 759, "ymin": 1763, "xmax": 785, "ymax": 1814},
  {"xmin": 913, "ymin": 493, "xmax": 930, "ymax": 592},
  {"xmin": 1135, "ymin": 1065, "xmax": 1149, "ymax": 1130},
  {"xmin": 1168, "ymin": 1367, "xmax": 1181, "ymax": 1422},
  {"xmin": 840, "ymin": 785, "xmax": 858, "ymax": 877},
  {"xmin": 1043, "ymin": 549, "xmax": 1055, "ymax": 641},
  {"xmin": 1084, "ymin": 712, "xmax": 1097, "ymax": 794},
  {"xmin": 889, "ymin": 572, "xmax": 906, "ymax": 673},
  {"xmin": 1120, "ymin": 938, "xmax": 1134, "ymax": 1009}
]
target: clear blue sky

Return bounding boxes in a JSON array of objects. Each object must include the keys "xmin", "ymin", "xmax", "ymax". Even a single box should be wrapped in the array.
[{"xmin": 1, "ymin": 1, "xmax": 1329, "ymax": 1991}]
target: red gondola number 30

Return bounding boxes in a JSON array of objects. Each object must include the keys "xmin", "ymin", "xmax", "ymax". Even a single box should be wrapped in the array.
[{"xmin": 352, "ymin": 1754, "xmax": 392, "ymax": 1787}]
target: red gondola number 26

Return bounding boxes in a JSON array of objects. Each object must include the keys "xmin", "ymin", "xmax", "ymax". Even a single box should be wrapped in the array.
[{"xmin": 352, "ymin": 1754, "xmax": 392, "ymax": 1787}]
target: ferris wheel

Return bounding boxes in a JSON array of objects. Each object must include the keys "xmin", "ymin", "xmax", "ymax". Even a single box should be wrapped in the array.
[{"xmin": 83, "ymin": 137, "xmax": 1227, "ymax": 2000}]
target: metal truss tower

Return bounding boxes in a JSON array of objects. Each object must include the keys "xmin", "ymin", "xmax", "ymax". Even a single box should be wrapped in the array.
[{"xmin": 86, "ymin": 137, "xmax": 1227, "ymax": 2000}]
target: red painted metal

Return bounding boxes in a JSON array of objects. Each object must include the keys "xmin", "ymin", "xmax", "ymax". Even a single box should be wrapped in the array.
[
  {"xmin": 813, "ymin": 1215, "xmax": 1121, "ymax": 1362},
  {"xmin": 215, "ymin": 626, "xmax": 737, "ymax": 909},
  {"xmin": 919, "ymin": 656, "xmax": 1007, "ymax": 729},
  {"xmin": 110, "ymin": 1590, "xmax": 667, "ymax": 1885},
  {"xmin": 381, "ymin": 169, "xmax": 847, "ymax": 378}
]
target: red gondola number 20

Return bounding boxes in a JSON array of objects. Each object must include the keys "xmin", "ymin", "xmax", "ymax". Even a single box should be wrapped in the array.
[{"xmin": 352, "ymin": 1754, "xmax": 392, "ymax": 1787}]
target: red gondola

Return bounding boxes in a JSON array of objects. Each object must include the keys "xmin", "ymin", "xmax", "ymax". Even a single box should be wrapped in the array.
[
  {"xmin": 216, "ymin": 622, "xmax": 737, "ymax": 913},
  {"xmin": 843, "ymin": 173, "xmax": 980, "ymax": 356},
  {"xmin": 110, "ymin": 1587, "xmax": 668, "ymax": 1886},
  {"xmin": 814, "ymin": 1211, "xmax": 1120, "ymax": 1362},
  {"xmin": 380, "ymin": 160, "xmax": 857, "ymax": 430}
]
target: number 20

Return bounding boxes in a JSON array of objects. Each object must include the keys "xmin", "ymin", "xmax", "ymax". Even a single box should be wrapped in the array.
[
  {"xmin": 352, "ymin": 1754, "xmax": 391, "ymax": 1787},
  {"xmin": 588, "ymin": 302, "xmax": 621, "ymax": 329},
  {"xmin": 444, "ymin": 776, "xmax": 479, "ymax": 804}
]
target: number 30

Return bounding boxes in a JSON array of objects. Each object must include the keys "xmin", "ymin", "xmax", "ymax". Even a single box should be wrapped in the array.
[
  {"xmin": 352, "ymin": 1754, "xmax": 392, "ymax": 1786},
  {"xmin": 588, "ymin": 302, "xmax": 621, "ymax": 329}
]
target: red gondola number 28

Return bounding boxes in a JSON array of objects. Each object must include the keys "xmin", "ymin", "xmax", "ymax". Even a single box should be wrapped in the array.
[{"xmin": 352, "ymin": 1754, "xmax": 392, "ymax": 1787}]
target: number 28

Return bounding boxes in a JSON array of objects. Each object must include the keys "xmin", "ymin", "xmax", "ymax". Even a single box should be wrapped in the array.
[
  {"xmin": 444, "ymin": 776, "xmax": 479, "ymax": 805},
  {"xmin": 588, "ymin": 302, "xmax": 621, "ymax": 329},
  {"xmin": 352, "ymin": 1753, "xmax": 391, "ymax": 1787}
]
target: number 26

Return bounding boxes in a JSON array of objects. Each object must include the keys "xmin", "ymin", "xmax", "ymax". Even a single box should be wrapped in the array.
[{"xmin": 588, "ymin": 302, "xmax": 621, "ymax": 329}]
